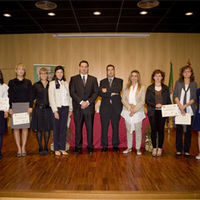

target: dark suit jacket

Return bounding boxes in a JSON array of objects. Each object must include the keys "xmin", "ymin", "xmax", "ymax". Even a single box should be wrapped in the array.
[
  {"xmin": 99, "ymin": 77, "xmax": 123, "ymax": 115},
  {"xmin": 69, "ymin": 74, "xmax": 98, "ymax": 111},
  {"xmin": 145, "ymin": 83, "xmax": 171, "ymax": 117}
]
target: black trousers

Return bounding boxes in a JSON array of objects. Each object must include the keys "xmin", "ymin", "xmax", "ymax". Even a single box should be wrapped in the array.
[
  {"xmin": 100, "ymin": 108, "xmax": 121, "ymax": 148},
  {"xmin": 149, "ymin": 110, "xmax": 166, "ymax": 149},
  {"xmin": 53, "ymin": 106, "xmax": 69, "ymax": 151},
  {"xmin": 73, "ymin": 107, "xmax": 95, "ymax": 150},
  {"xmin": 0, "ymin": 134, "xmax": 2, "ymax": 154},
  {"xmin": 176, "ymin": 116, "xmax": 193, "ymax": 153}
]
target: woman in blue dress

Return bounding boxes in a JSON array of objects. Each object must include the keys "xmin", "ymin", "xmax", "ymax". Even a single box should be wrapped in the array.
[{"xmin": 193, "ymin": 88, "xmax": 200, "ymax": 159}]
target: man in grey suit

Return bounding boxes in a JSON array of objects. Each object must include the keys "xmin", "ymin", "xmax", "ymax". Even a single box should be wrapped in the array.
[{"xmin": 69, "ymin": 60, "xmax": 98, "ymax": 154}]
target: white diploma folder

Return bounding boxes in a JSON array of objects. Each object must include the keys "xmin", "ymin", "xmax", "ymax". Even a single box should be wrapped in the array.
[
  {"xmin": 161, "ymin": 104, "xmax": 180, "ymax": 117},
  {"xmin": 175, "ymin": 113, "xmax": 191, "ymax": 125},
  {"xmin": 0, "ymin": 97, "xmax": 9, "ymax": 111},
  {"xmin": 11, "ymin": 102, "xmax": 30, "ymax": 129}
]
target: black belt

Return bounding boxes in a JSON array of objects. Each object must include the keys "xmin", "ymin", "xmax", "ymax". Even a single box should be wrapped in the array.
[{"xmin": 36, "ymin": 104, "xmax": 50, "ymax": 109}]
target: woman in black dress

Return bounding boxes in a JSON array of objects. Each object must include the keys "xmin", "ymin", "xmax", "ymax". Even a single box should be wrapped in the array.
[
  {"xmin": 0, "ymin": 70, "xmax": 9, "ymax": 159},
  {"xmin": 31, "ymin": 68, "xmax": 53, "ymax": 154},
  {"xmin": 8, "ymin": 63, "xmax": 32, "ymax": 157}
]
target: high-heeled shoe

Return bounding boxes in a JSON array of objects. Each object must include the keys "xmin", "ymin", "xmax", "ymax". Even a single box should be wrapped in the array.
[
  {"xmin": 123, "ymin": 148, "xmax": 132, "ymax": 154},
  {"xmin": 152, "ymin": 148, "xmax": 157, "ymax": 157},
  {"xmin": 157, "ymin": 148, "xmax": 162, "ymax": 157},
  {"xmin": 60, "ymin": 150, "xmax": 68, "ymax": 156},
  {"xmin": 136, "ymin": 149, "xmax": 142, "ymax": 155},
  {"xmin": 55, "ymin": 151, "xmax": 61, "ymax": 156}
]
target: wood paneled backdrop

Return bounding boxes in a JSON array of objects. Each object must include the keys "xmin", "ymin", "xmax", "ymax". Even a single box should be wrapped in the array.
[{"xmin": 0, "ymin": 33, "xmax": 200, "ymax": 88}]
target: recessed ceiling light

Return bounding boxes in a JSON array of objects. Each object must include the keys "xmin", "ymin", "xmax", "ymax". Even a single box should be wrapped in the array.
[
  {"xmin": 93, "ymin": 11, "xmax": 101, "ymax": 16},
  {"xmin": 185, "ymin": 12, "xmax": 193, "ymax": 16},
  {"xmin": 140, "ymin": 10, "xmax": 148, "ymax": 15},
  {"xmin": 3, "ymin": 13, "xmax": 11, "ymax": 17},
  {"xmin": 48, "ymin": 12, "xmax": 55, "ymax": 16}
]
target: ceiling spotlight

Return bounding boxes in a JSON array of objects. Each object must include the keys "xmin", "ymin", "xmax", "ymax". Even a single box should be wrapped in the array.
[
  {"xmin": 140, "ymin": 10, "xmax": 148, "ymax": 15},
  {"xmin": 35, "ymin": 0, "xmax": 57, "ymax": 10},
  {"xmin": 185, "ymin": 12, "xmax": 193, "ymax": 16},
  {"xmin": 137, "ymin": 0, "xmax": 159, "ymax": 9},
  {"xmin": 48, "ymin": 12, "xmax": 55, "ymax": 16},
  {"xmin": 93, "ymin": 11, "xmax": 101, "ymax": 16},
  {"xmin": 3, "ymin": 13, "xmax": 11, "ymax": 17}
]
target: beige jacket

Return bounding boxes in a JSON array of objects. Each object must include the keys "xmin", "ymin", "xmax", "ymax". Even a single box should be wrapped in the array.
[
  {"xmin": 48, "ymin": 80, "xmax": 72, "ymax": 113},
  {"xmin": 122, "ymin": 85, "xmax": 146, "ymax": 113}
]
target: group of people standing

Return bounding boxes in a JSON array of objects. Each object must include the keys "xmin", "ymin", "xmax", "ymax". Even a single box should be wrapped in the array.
[{"xmin": 0, "ymin": 61, "xmax": 200, "ymax": 160}]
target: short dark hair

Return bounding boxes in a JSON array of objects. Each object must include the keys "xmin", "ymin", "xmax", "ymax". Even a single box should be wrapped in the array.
[
  {"xmin": 0, "ymin": 70, "xmax": 4, "ymax": 84},
  {"xmin": 151, "ymin": 69, "xmax": 165, "ymax": 83},
  {"xmin": 179, "ymin": 65, "xmax": 194, "ymax": 82},
  {"xmin": 79, "ymin": 60, "xmax": 89, "ymax": 67},
  {"xmin": 106, "ymin": 64, "xmax": 115, "ymax": 71},
  {"xmin": 52, "ymin": 65, "xmax": 66, "ymax": 81}
]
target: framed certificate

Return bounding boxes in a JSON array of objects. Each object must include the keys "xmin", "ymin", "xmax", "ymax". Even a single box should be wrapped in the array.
[
  {"xmin": 161, "ymin": 104, "xmax": 180, "ymax": 117},
  {"xmin": 175, "ymin": 113, "xmax": 191, "ymax": 125},
  {"xmin": 11, "ymin": 102, "xmax": 30, "ymax": 129},
  {"xmin": 0, "ymin": 97, "xmax": 9, "ymax": 111}
]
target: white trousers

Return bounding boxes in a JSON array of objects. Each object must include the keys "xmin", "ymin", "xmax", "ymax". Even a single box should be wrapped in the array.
[{"xmin": 125, "ymin": 121, "xmax": 142, "ymax": 150}]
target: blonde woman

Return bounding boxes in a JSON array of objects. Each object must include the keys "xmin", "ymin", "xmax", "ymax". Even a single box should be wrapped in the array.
[
  {"xmin": 31, "ymin": 68, "xmax": 53, "ymax": 154},
  {"xmin": 8, "ymin": 63, "xmax": 32, "ymax": 157},
  {"xmin": 122, "ymin": 70, "xmax": 146, "ymax": 155}
]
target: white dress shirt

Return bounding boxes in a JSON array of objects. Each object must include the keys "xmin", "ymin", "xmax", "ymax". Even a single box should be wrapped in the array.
[
  {"xmin": 58, "ymin": 80, "xmax": 69, "ymax": 107},
  {"xmin": 0, "ymin": 83, "xmax": 8, "ymax": 98},
  {"xmin": 180, "ymin": 84, "xmax": 193, "ymax": 115},
  {"xmin": 79, "ymin": 74, "xmax": 89, "ymax": 105},
  {"xmin": 80, "ymin": 74, "xmax": 88, "ymax": 83},
  {"xmin": 0, "ymin": 83, "xmax": 9, "ymax": 111},
  {"xmin": 122, "ymin": 84, "xmax": 145, "ymax": 133}
]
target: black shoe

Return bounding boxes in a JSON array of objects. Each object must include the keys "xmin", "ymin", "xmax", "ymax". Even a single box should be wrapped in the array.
[
  {"xmin": 184, "ymin": 152, "xmax": 192, "ymax": 158},
  {"xmin": 101, "ymin": 147, "xmax": 108, "ymax": 152},
  {"xmin": 73, "ymin": 147, "xmax": 81, "ymax": 154},
  {"xmin": 0, "ymin": 153, "xmax": 3, "ymax": 160},
  {"xmin": 113, "ymin": 147, "xmax": 119, "ymax": 152},
  {"xmin": 176, "ymin": 152, "xmax": 182, "ymax": 157},
  {"xmin": 39, "ymin": 147, "xmax": 44, "ymax": 155},
  {"xmin": 88, "ymin": 148, "xmax": 93, "ymax": 154},
  {"xmin": 43, "ymin": 150, "xmax": 49, "ymax": 155}
]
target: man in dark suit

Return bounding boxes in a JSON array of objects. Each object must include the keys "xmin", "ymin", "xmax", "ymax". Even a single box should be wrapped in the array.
[
  {"xmin": 69, "ymin": 60, "xmax": 98, "ymax": 154},
  {"xmin": 99, "ymin": 64, "xmax": 123, "ymax": 152}
]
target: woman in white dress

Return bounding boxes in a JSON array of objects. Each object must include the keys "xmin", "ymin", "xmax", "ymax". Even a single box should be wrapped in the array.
[{"xmin": 121, "ymin": 70, "xmax": 146, "ymax": 155}]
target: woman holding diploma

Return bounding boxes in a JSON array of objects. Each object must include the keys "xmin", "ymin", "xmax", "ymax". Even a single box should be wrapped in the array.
[
  {"xmin": 0, "ymin": 70, "xmax": 9, "ymax": 159},
  {"xmin": 145, "ymin": 70, "xmax": 171, "ymax": 157},
  {"xmin": 49, "ymin": 66, "xmax": 72, "ymax": 156},
  {"xmin": 121, "ymin": 70, "xmax": 146, "ymax": 155},
  {"xmin": 31, "ymin": 68, "xmax": 53, "ymax": 154},
  {"xmin": 173, "ymin": 65, "xmax": 197, "ymax": 157},
  {"xmin": 8, "ymin": 63, "xmax": 32, "ymax": 157}
]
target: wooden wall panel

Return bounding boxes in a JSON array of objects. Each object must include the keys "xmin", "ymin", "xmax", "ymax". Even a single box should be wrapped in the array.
[{"xmin": 0, "ymin": 33, "xmax": 200, "ymax": 87}]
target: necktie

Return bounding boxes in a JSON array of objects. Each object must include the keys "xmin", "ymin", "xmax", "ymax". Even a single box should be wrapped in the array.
[
  {"xmin": 183, "ymin": 84, "xmax": 190, "ymax": 112},
  {"xmin": 83, "ymin": 75, "xmax": 86, "ymax": 86},
  {"xmin": 183, "ymin": 84, "xmax": 190, "ymax": 132},
  {"xmin": 109, "ymin": 78, "xmax": 112, "ymax": 87}
]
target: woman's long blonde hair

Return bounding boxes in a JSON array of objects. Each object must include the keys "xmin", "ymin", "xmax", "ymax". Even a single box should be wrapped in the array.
[{"xmin": 126, "ymin": 70, "xmax": 141, "ymax": 92}]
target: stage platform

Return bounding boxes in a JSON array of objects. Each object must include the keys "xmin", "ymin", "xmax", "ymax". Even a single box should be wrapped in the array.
[{"xmin": 0, "ymin": 129, "xmax": 200, "ymax": 199}]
